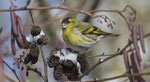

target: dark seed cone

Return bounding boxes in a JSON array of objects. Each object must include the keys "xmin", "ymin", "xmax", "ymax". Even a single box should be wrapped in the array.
[
  {"xmin": 24, "ymin": 44, "xmax": 39, "ymax": 64},
  {"xmin": 31, "ymin": 25, "xmax": 41, "ymax": 36},
  {"xmin": 23, "ymin": 42, "xmax": 31, "ymax": 49},
  {"xmin": 37, "ymin": 38, "xmax": 43, "ymax": 45},
  {"xmin": 47, "ymin": 55, "xmax": 60, "ymax": 68},
  {"xmin": 68, "ymin": 74, "xmax": 78, "ymax": 81},
  {"xmin": 62, "ymin": 60, "xmax": 75, "ymax": 68},
  {"xmin": 62, "ymin": 60, "xmax": 79, "ymax": 81},
  {"xmin": 26, "ymin": 71, "xmax": 29, "ymax": 77},
  {"xmin": 53, "ymin": 65, "xmax": 63, "ymax": 81},
  {"xmin": 24, "ymin": 54, "xmax": 31, "ymax": 64},
  {"xmin": 62, "ymin": 60, "xmax": 77, "ymax": 74},
  {"xmin": 48, "ymin": 48, "xmax": 84, "ymax": 81},
  {"xmin": 37, "ymin": 35, "xmax": 50, "ymax": 45},
  {"xmin": 65, "ymin": 66, "xmax": 79, "ymax": 81},
  {"xmin": 77, "ymin": 54, "xmax": 89, "ymax": 74}
]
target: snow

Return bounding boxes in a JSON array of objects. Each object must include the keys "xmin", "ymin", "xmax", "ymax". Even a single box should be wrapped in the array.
[
  {"xmin": 54, "ymin": 48, "xmax": 78, "ymax": 64},
  {"xmin": 26, "ymin": 31, "xmax": 45, "ymax": 43}
]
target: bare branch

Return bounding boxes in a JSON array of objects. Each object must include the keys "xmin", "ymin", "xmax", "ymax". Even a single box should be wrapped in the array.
[
  {"xmin": 24, "ymin": 0, "xmax": 31, "ymax": 9},
  {"xmin": 9, "ymin": 0, "xmax": 14, "ymax": 6},
  {"xmin": 5, "ymin": 72, "xmax": 18, "ymax": 82},
  {"xmin": 39, "ymin": 46, "xmax": 48, "ymax": 82},
  {"xmin": 96, "ymin": 72, "xmax": 150, "ymax": 82},
  {"xmin": 78, "ymin": 33, "xmax": 150, "ymax": 79},
  {"xmin": 29, "ymin": 10, "xmax": 35, "ymax": 25},
  {"xmin": 0, "ymin": 6, "xmax": 119, "ymax": 14},
  {"xmin": 88, "ymin": 53, "xmax": 110, "ymax": 59},
  {"xmin": 2, "ymin": 60, "xmax": 21, "ymax": 82},
  {"xmin": 27, "ymin": 66, "xmax": 44, "ymax": 79}
]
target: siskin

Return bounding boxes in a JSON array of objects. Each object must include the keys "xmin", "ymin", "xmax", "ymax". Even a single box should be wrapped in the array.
[{"xmin": 61, "ymin": 17, "xmax": 119, "ymax": 53}]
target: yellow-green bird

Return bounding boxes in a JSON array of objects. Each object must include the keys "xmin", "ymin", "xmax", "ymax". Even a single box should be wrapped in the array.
[{"xmin": 61, "ymin": 17, "xmax": 119, "ymax": 53}]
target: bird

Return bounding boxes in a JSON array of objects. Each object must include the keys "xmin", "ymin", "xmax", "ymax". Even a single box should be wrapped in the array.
[{"xmin": 61, "ymin": 17, "xmax": 119, "ymax": 53}]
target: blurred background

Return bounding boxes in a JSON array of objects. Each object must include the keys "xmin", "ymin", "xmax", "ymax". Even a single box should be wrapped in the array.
[{"xmin": 0, "ymin": 0, "xmax": 150, "ymax": 82}]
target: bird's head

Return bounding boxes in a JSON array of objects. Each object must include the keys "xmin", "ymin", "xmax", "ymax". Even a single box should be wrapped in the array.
[{"xmin": 61, "ymin": 17, "xmax": 78, "ymax": 30}]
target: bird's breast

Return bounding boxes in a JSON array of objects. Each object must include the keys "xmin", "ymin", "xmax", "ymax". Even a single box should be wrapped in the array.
[{"xmin": 63, "ymin": 31, "xmax": 83, "ymax": 46}]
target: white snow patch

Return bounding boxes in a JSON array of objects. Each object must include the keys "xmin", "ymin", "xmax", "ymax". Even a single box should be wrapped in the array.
[
  {"xmin": 77, "ymin": 62, "xmax": 82, "ymax": 75},
  {"xmin": 26, "ymin": 31, "xmax": 45, "ymax": 43},
  {"xmin": 54, "ymin": 48, "xmax": 78, "ymax": 64}
]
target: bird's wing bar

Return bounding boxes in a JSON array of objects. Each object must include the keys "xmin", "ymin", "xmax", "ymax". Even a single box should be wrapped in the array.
[{"xmin": 82, "ymin": 26, "xmax": 108, "ymax": 35}]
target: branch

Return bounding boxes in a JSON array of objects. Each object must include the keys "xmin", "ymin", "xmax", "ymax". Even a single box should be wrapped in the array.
[
  {"xmin": 88, "ymin": 53, "xmax": 111, "ymax": 58},
  {"xmin": 78, "ymin": 33, "xmax": 150, "ymax": 79},
  {"xmin": 27, "ymin": 66, "xmax": 44, "ymax": 80},
  {"xmin": 39, "ymin": 46, "xmax": 48, "ymax": 82},
  {"xmin": 88, "ymin": 48, "xmax": 135, "ymax": 59},
  {"xmin": 29, "ymin": 10, "xmax": 35, "ymax": 25},
  {"xmin": 83, "ymin": 0, "xmax": 101, "ymax": 22},
  {"xmin": 0, "ymin": 6, "xmax": 119, "ymax": 15},
  {"xmin": 9, "ymin": 0, "xmax": 14, "ymax": 6},
  {"xmin": 2, "ymin": 59, "xmax": 21, "ymax": 82},
  {"xmin": 5, "ymin": 72, "xmax": 18, "ymax": 82},
  {"xmin": 96, "ymin": 72, "xmax": 150, "ymax": 82}
]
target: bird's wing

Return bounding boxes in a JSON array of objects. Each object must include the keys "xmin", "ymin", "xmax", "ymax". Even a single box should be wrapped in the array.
[
  {"xmin": 74, "ymin": 22, "xmax": 119, "ymax": 37},
  {"xmin": 73, "ymin": 22, "xmax": 91, "ymax": 32},
  {"xmin": 74, "ymin": 22, "xmax": 107, "ymax": 35}
]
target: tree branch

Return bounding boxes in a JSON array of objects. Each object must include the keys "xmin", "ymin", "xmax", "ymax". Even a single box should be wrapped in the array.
[
  {"xmin": 5, "ymin": 72, "xmax": 18, "ymax": 82},
  {"xmin": 39, "ymin": 46, "xmax": 48, "ymax": 82},
  {"xmin": 95, "ymin": 72, "xmax": 150, "ymax": 82},
  {"xmin": 27, "ymin": 66, "xmax": 44, "ymax": 80},
  {"xmin": 0, "ymin": 6, "xmax": 119, "ymax": 15},
  {"xmin": 9, "ymin": 0, "xmax": 14, "ymax": 6},
  {"xmin": 78, "ymin": 33, "xmax": 150, "ymax": 79},
  {"xmin": 2, "ymin": 60, "xmax": 21, "ymax": 82}
]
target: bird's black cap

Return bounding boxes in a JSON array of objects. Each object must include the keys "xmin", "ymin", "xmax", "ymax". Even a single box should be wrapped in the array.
[{"xmin": 61, "ymin": 17, "xmax": 72, "ymax": 24}]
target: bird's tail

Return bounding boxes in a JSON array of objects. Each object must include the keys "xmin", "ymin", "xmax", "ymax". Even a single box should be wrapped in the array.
[
  {"xmin": 100, "ymin": 32, "xmax": 120, "ymax": 39},
  {"xmin": 108, "ymin": 33, "xmax": 120, "ymax": 37}
]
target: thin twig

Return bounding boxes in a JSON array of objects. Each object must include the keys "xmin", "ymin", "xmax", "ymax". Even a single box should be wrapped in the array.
[
  {"xmin": 79, "ymin": 52, "xmax": 122, "ymax": 79},
  {"xmin": 88, "ymin": 53, "xmax": 111, "ymax": 59},
  {"xmin": 27, "ymin": 66, "xmax": 44, "ymax": 80},
  {"xmin": 5, "ymin": 72, "xmax": 18, "ymax": 82},
  {"xmin": 95, "ymin": 72, "xmax": 150, "ymax": 82},
  {"xmin": 88, "ymin": 48, "xmax": 134, "ymax": 59},
  {"xmin": 89, "ymin": 9, "xmax": 119, "ymax": 13},
  {"xmin": 24, "ymin": 0, "xmax": 31, "ymax": 9},
  {"xmin": 9, "ymin": 0, "xmax": 14, "ymax": 6},
  {"xmin": 39, "ymin": 46, "xmax": 48, "ymax": 82},
  {"xmin": 118, "ymin": 12, "xmax": 131, "ymax": 30},
  {"xmin": 29, "ymin": 10, "xmax": 35, "ymax": 25},
  {"xmin": 0, "ymin": 6, "xmax": 119, "ymax": 15},
  {"xmin": 78, "ymin": 33, "xmax": 150, "ymax": 79},
  {"xmin": 2, "ymin": 59, "xmax": 21, "ymax": 82}
]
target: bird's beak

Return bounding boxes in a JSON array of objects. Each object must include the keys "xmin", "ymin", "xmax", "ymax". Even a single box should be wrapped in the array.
[{"xmin": 62, "ymin": 23, "xmax": 67, "ymax": 29}]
